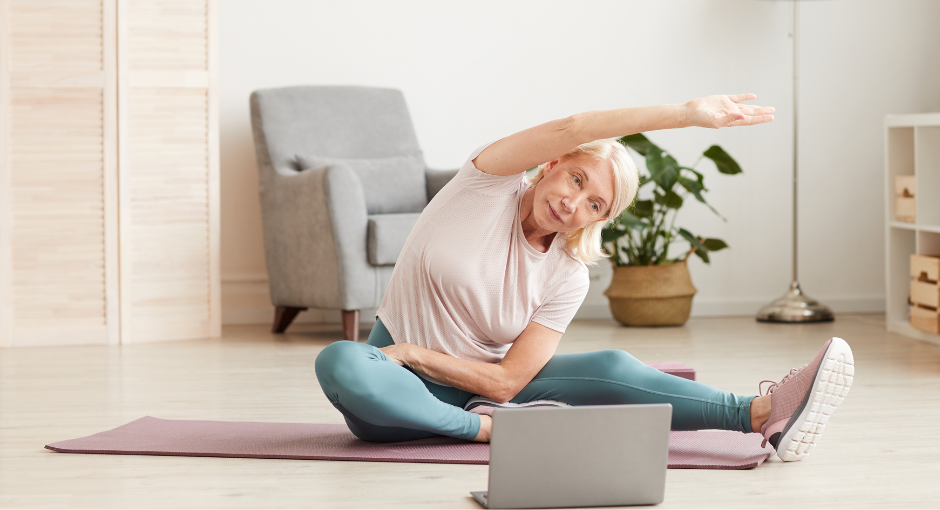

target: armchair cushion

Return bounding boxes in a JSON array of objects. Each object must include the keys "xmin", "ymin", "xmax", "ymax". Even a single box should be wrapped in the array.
[
  {"xmin": 367, "ymin": 213, "xmax": 421, "ymax": 266},
  {"xmin": 295, "ymin": 153, "xmax": 427, "ymax": 215}
]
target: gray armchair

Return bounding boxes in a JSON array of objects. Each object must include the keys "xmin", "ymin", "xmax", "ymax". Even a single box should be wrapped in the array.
[{"xmin": 249, "ymin": 86, "xmax": 458, "ymax": 341}]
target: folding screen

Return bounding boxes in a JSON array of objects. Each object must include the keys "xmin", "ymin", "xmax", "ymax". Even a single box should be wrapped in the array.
[
  {"xmin": 117, "ymin": 0, "xmax": 220, "ymax": 343},
  {"xmin": 0, "ymin": 0, "xmax": 119, "ymax": 347},
  {"xmin": 0, "ymin": 0, "xmax": 219, "ymax": 347}
]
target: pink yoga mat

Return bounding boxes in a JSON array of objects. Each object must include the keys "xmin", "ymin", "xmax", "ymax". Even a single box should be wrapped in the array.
[{"xmin": 46, "ymin": 416, "xmax": 775, "ymax": 470}]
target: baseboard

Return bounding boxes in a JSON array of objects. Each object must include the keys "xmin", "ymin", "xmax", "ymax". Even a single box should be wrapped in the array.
[
  {"xmin": 222, "ymin": 307, "xmax": 379, "ymax": 326},
  {"xmin": 575, "ymin": 295, "xmax": 885, "ymax": 321},
  {"xmin": 689, "ymin": 295, "xmax": 885, "ymax": 317},
  {"xmin": 222, "ymin": 274, "xmax": 885, "ymax": 325}
]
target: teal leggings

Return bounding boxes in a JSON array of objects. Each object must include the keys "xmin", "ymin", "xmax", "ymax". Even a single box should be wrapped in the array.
[{"xmin": 315, "ymin": 318, "xmax": 755, "ymax": 442}]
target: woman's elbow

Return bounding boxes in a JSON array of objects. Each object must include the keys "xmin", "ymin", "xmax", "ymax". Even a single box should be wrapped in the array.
[
  {"xmin": 556, "ymin": 113, "xmax": 585, "ymax": 142},
  {"xmin": 490, "ymin": 379, "xmax": 522, "ymax": 404}
]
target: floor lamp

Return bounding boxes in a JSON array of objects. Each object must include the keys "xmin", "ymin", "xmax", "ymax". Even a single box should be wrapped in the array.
[{"xmin": 756, "ymin": 0, "xmax": 834, "ymax": 322}]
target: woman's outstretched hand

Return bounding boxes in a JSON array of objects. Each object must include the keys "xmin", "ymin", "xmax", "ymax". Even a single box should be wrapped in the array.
[{"xmin": 682, "ymin": 94, "xmax": 775, "ymax": 129}]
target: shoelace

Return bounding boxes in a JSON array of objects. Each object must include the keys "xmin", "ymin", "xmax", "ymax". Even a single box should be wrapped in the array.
[
  {"xmin": 757, "ymin": 364, "xmax": 808, "ymax": 448},
  {"xmin": 758, "ymin": 364, "xmax": 807, "ymax": 397}
]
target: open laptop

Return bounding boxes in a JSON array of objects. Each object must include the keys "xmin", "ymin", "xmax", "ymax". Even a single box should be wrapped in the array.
[{"xmin": 471, "ymin": 404, "xmax": 672, "ymax": 509}]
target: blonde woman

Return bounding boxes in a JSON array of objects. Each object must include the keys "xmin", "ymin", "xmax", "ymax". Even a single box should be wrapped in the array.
[{"xmin": 315, "ymin": 94, "xmax": 855, "ymax": 462}]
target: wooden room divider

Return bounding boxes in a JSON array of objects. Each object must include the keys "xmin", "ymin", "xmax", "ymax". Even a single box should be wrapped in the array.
[{"xmin": 0, "ymin": 0, "xmax": 220, "ymax": 347}]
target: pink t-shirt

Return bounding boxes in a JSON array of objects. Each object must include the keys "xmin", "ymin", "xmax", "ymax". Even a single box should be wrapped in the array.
[{"xmin": 375, "ymin": 141, "xmax": 590, "ymax": 385}]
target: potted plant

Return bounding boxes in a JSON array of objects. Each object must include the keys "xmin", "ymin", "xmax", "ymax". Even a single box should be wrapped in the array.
[{"xmin": 601, "ymin": 133, "xmax": 742, "ymax": 326}]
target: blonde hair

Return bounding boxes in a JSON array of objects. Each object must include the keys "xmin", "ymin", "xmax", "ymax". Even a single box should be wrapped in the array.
[{"xmin": 527, "ymin": 139, "xmax": 639, "ymax": 266}]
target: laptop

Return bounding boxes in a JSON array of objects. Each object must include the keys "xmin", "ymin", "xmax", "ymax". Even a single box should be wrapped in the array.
[{"xmin": 471, "ymin": 404, "xmax": 672, "ymax": 509}]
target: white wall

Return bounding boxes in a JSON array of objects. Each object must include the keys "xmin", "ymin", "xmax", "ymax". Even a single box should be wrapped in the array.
[{"xmin": 219, "ymin": 0, "xmax": 940, "ymax": 326}]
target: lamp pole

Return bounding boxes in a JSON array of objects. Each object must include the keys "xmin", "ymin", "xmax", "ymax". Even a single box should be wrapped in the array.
[{"xmin": 756, "ymin": 0, "xmax": 834, "ymax": 323}]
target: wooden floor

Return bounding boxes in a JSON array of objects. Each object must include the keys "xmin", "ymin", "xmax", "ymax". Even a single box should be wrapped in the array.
[{"xmin": 1, "ymin": 314, "xmax": 939, "ymax": 508}]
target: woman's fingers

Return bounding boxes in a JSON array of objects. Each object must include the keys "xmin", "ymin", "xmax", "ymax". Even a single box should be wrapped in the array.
[
  {"xmin": 751, "ymin": 114, "xmax": 775, "ymax": 125},
  {"xmin": 732, "ymin": 113, "xmax": 775, "ymax": 126},
  {"xmin": 739, "ymin": 105, "xmax": 775, "ymax": 116},
  {"xmin": 727, "ymin": 93, "xmax": 757, "ymax": 103},
  {"xmin": 686, "ymin": 94, "xmax": 773, "ymax": 128},
  {"xmin": 740, "ymin": 106, "xmax": 777, "ymax": 116},
  {"xmin": 725, "ymin": 96, "xmax": 774, "ymax": 125},
  {"xmin": 378, "ymin": 346, "xmax": 405, "ymax": 365}
]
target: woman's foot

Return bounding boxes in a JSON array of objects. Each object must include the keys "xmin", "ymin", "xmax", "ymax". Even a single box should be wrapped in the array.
[
  {"xmin": 464, "ymin": 396, "xmax": 571, "ymax": 416},
  {"xmin": 473, "ymin": 414, "xmax": 492, "ymax": 442},
  {"xmin": 758, "ymin": 337, "xmax": 855, "ymax": 462},
  {"xmin": 465, "ymin": 397, "xmax": 570, "ymax": 443}
]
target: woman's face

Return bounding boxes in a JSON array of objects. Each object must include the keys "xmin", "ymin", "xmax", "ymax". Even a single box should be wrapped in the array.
[{"xmin": 533, "ymin": 155, "xmax": 615, "ymax": 233}]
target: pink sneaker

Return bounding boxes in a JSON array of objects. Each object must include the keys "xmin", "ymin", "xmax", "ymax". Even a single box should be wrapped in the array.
[
  {"xmin": 759, "ymin": 337, "xmax": 854, "ymax": 462},
  {"xmin": 463, "ymin": 396, "xmax": 571, "ymax": 416}
]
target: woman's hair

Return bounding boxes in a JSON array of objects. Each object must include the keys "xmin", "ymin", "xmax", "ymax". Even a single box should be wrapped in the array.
[{"xmin": 527, "ymin": 139, "xmax": 640, "ymax": 266}]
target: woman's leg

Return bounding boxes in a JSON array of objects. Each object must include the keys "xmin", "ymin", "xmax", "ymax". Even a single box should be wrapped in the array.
[
  {"xmin": 314, "ymin": 318, "xmax": 480, "ymax": 442},
  {"xmin": 511, "ymin": 349, "xmax": 756, "ymax": 432}
]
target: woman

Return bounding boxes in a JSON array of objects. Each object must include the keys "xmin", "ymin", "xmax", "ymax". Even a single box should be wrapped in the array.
[{"xmin": 315, "ymin": 94, "xmax": 854, "ymax": 462}]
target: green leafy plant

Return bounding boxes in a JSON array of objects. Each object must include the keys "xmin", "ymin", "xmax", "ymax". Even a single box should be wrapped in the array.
[{"xmin": 602, "ymin": 133, "xmax": 742, "ymax": 266}]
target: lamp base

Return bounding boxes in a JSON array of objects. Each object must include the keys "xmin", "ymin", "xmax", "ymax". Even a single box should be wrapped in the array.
[{"xmin": 756, "ymin": 281, "xmax": 834, "ymax": 323}]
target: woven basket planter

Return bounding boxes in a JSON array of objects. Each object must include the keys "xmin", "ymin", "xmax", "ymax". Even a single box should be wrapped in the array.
[{"xmin": 604, "ymin": 260, "xmax": 697, "ymax": 326}]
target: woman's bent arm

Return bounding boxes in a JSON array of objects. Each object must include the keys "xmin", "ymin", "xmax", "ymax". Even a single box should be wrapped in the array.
[
  {"xmin": 383, "ymin": 321, "xmax": 563, "ymax": 403},
  {"xmin": 473, "ymin": 94, "xmax": 774, "ymax": 177}
]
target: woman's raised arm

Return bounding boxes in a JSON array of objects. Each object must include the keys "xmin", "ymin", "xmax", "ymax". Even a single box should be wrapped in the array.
[{"xmin": 472, "ymin": 93, "xmax": 774, "ymax": 177}]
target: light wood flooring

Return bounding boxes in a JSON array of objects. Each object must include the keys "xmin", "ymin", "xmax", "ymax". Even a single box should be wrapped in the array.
[{"xmin": 1, "ymin": 314, "xmax": 939, "ymax": 508}]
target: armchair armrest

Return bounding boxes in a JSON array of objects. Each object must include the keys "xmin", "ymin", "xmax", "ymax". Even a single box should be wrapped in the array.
[
  {"xmin": 425, "ymin": 167, "xmax": 460, "ymax": 202},
  {"xmin": 259, "ymin": 162, "xmax": 377, "ymax": 310}
]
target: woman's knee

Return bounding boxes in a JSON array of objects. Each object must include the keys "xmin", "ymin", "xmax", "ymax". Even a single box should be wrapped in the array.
[
  {"xmin": 591, "ymin": 349, "xmax": 645, "ymax": 379},
  {"xmin": 315, "ymin": 340, "xmax": 374, "ymax": 391}
]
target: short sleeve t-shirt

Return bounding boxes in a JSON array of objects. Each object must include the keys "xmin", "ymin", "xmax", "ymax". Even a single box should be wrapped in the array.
[{"xmin": 375, "ymin": 141, "xmax": 590, "ymax": 385}]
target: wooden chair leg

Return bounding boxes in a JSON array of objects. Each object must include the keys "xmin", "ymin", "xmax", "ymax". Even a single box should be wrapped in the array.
[
  {"xmin": 342, "ymin": 309, "xmax": 360, "ymax": 342},
  {"xmin": 272, "ymin": 306, "xmax": 306, "ymax": 333}
]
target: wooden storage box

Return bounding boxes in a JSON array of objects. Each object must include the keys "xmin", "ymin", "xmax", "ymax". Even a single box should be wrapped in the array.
[
  {"xmin": 911, "ymin": 280, "xmax": 940, "ymax": 309},
  {"xmin": 911, "ymin": 305, "xmax": 940, "ymax": 335},
  {"xmin": 910, "ymin": 253, "xmax": 940, "ymax": 334},
  {"xmin": 911, "ymin": 254, "xmax": 940, "ymax": 282},
  {"xmin": 910, "ymin": 255, "xmax": 939, "ymax": 307},
  {"xmin": 895, "ymin": 175, "xmax": 916, "ymax": 223}
]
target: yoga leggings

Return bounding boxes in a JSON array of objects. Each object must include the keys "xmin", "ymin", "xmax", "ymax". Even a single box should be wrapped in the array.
[{"xmin": 315, "ymin": 318, "xmax": 756, "ymax": 442}]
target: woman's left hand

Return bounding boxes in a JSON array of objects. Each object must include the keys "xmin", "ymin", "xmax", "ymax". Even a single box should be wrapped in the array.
[
  {"xmin": 682, "ymin": 94, "xmax": 775, "ymax": 129},
  {"xmin": 379, "ymin": 343, "xmax": 413, "ymax": 367}
]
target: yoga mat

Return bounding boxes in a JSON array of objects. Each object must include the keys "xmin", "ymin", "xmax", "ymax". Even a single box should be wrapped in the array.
[
  {"xmin": 46, "ymin": 416, "xmax": 775, "ymax": 470},
  {"xmin": 645, "ymin": 361, "xmax": 696, "ymax": 381}
]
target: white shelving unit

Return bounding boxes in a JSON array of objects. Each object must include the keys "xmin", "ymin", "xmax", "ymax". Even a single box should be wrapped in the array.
[{"xmin": 885, "ymin": 113, "xmax": 940, "ymax": 345}]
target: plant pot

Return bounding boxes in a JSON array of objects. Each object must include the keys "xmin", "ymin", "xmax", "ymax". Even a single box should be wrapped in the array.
[{"xmin": 604, "ymin": 260, "xmax": 697, "ymax": 326}]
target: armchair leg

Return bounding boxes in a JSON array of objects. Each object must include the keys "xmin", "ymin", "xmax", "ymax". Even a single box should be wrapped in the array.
[
  {"xmin": 272, "ymin": 306, "xmax": 307, "ymax": 333},
  {"xmin": 342, "ymin": 309, "xmax": 360, "ymax": 342}
]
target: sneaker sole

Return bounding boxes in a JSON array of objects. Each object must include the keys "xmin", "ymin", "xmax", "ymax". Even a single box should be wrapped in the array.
[
  {"xmin": 776, "ymin": 337, "xmax": 855, "ymax": 462},
  {"xmin": 464, "ymin": 398, "xmax": 571, "ymax": 413}
]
